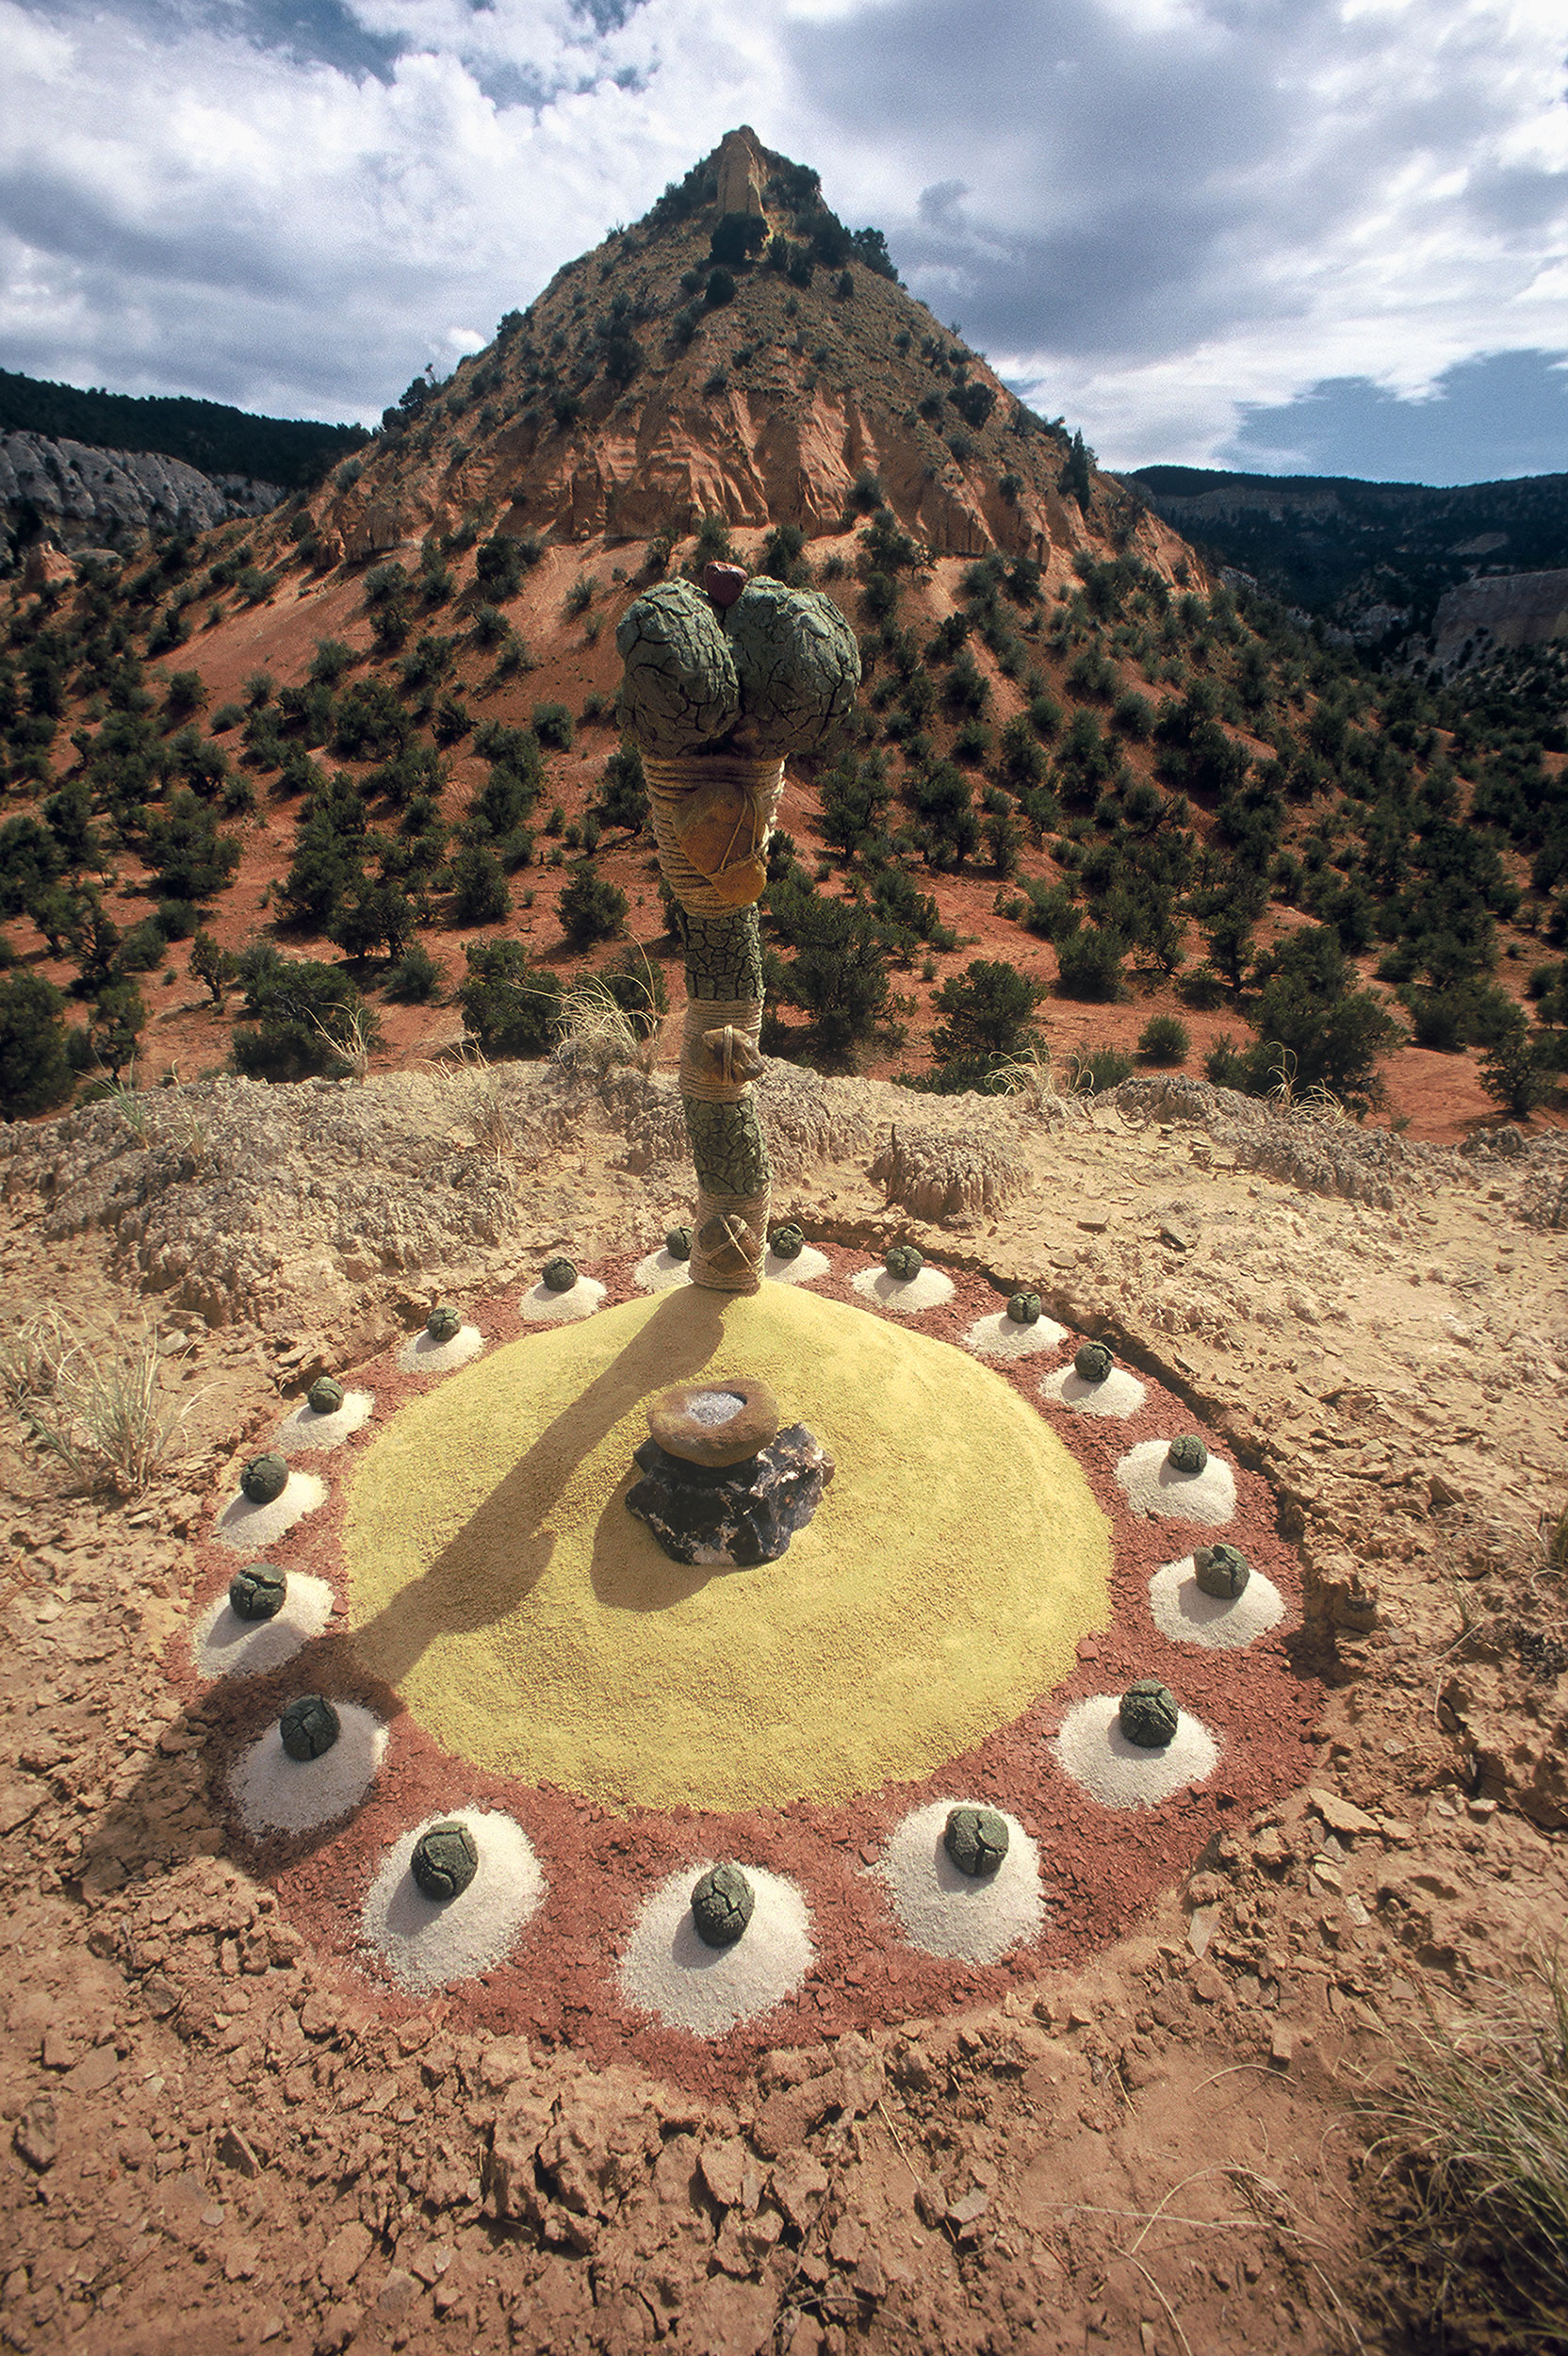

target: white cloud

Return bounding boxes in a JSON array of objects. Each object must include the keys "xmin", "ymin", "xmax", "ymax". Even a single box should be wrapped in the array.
[{"xmin": 0, "ymin": 0, "xmax": 1564, "ymax": 478}]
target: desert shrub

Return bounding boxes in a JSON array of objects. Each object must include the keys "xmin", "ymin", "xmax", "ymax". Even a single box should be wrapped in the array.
[
  {"xmin": 449, "ymin": 844, "xmax": 512, "ymax": 925},
  {"xmin": 0, "ymin": 974, "xmax": 74, "ymax": 1116},
  {"xmin": 557, "ymin": 865, "xmax": 628, "ymax": 946},
  {"xmin": 115, "ymin": 917, "xmax": 168, "ymax": 975},
  {"xmin": 760, "ymin": 524, "xmax": 810, "ymax": 586},
  {"xmin": 907, "ymin": 761, "xmax": 979, "ymax": 871},
  {"xmin": 1054, "ymin": 924, "xmax": 1126, "ymax": 1001},
  {"xmin": 1401, "ymin": 980, "xmax": 1521, "ymax": 1053},
  {"xmin": 383, "ymin": 942, "xmax": 444, "ymax": 1003},
  {"xmin": 459, "ymin": 939, "xmax": 563, "ymax": 1058},
  {"xmin": 1203, "ymin": 1034, "xmax": 1250, "ymax": 1088},
  {"xmin": 1478, "ymin": 1026, "xmax": 1560, "ymax": 1120},
  {"xmin": 328, "ymin": 876, "xmax": 416, "ymax": 962},
  {"xmin": 1070, "ymin": 1045, "xmax": 1134, "ymax": 1094},
  {"xmin": 932, "ymin": 958, "xmax": 1042, "ymax": 1061},
  {"xmin": 474, "ymin": 535, "xmax": 526, "ymax": 601},
  {"xmin": 142, "ymin": 792, "xmax": 239, "ymax": 904},
  {"xmin": 764, "ymin": 886, "xmax": 891, "ymax": 1060},
  {"xmin": 531, "ymin": 701, "xmax": 575, "ymax": 751},
  {"xmin": 232, "ymin": 957, "xmax": 378, "ymax": 1081},
  {"xmin": 594, "ymin": 745, "xmax": 649, "ymax": 832},
  {"xmin": 1137, "ymin": 1013, "xmax": 1190, "ymax": 1065}
]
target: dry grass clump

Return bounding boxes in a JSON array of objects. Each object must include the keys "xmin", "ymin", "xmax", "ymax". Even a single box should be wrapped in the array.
[
  {"xmin": 553, "ymin": 963, "xmax": 662, "ymax": 1077},
  {"xmin": 0, "ymin": 1308, "xmax": 198, "ymax": 1497},
  {"xmin": 1365, "ymin": 1956, "xmax": 1568, "ymax": 2348}
]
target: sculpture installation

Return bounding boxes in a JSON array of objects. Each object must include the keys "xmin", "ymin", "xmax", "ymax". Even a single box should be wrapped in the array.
[{"xmin": 616, "ymin": 561, "xmax": 859, "ymax": 1291}]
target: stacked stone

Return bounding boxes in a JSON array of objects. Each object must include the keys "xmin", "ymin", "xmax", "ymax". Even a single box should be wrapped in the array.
[{"xmin": 616, "ymin": 564, "xmax": 858, "ymax": 1291}]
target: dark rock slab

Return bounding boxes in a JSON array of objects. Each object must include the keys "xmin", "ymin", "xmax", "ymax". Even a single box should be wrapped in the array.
[{"xmin": 626, "ymin": 1425, "xmax": 834, "ymax": 1567}]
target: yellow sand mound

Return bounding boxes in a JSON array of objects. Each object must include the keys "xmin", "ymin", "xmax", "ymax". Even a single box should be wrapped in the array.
[{"xmin": 344, "ymin": 1284, "xmax": 1111, "ymax": 1809}]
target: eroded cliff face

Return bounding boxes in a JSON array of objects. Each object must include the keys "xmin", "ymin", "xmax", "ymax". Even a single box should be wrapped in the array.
[
  {"xmin": 0, "ymin": 430, "xmax": 284, "ymax": 559},
  {"xmin": 313, "ymin": 131, "xmax": 1170, "ymax": 579},
  {"xmin": 1431, "ymin": 566, "xmax": 1568, "ymax": 673}
]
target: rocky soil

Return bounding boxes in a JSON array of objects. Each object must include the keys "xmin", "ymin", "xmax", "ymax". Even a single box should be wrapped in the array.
[{"xmin": 1, "ymin": 1061, "xmax": 1565, "ymax": 2356}]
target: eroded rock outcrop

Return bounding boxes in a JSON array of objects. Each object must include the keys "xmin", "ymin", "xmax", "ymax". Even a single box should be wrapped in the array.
[{"xmin": 1, "ymin": 430, "xmax": 285, "ymax": 558}]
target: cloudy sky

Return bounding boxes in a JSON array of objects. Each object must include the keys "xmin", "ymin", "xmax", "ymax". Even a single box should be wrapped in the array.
[{"xmin": 3, "ymin": 0, "xmax": 1566, "ymax": 483}]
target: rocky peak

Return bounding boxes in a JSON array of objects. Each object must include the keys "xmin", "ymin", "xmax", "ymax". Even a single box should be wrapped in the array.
[
  {"xmin": 715, "ymin": 125, "xmax": 769, "ymax": 221},
  {"xmin": 318, "ymin": 134, "xmax": 1167, "ymax": 576}
]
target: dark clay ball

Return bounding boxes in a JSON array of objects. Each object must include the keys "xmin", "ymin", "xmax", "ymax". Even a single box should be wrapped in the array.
[
  {"xmin": 280, "ymin": 1693, "xmax": 340, "ymax": 1760},
  {"xmin": 942, "ymin": 1806, "xmax": 1011, "ymax": 1877},
  {"xmin": 412, "ymin": 1821, "xmax": 479, "ymax": 1901},
  {"xmin": 240, "ymin": 1453, "xmax": 288, "ymax": 1506},
  {"xmin": 690, "ymin": 1861, "xmax": 755, "ymax": 1949},
  {"xmin": 228, "ymin": 1562, "xmax": 286, "ymax": 1623}
]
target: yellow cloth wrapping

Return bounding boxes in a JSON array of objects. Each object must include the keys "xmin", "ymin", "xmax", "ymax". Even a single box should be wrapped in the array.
[{"xmin": 645, "ymin": 753, "xmax": 785, "ymax": 913}]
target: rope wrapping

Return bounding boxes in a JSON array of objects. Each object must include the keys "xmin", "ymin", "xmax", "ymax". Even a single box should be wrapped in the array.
[{"xmin": 679, "ymin": 993, "xmax": 764, "ymax": 1104}]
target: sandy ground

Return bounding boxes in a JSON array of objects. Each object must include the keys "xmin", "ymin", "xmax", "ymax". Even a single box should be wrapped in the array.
[{"xmin": 0, "ymin": 1069, "xmax": 1565, "ymax": 2356}]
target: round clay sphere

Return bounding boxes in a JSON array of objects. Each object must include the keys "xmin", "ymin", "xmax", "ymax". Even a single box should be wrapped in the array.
[
  {"xmin": 280, "ymin": 1693, "xmax": 340, "ymax": 1761},
  {"xmin": 885, "ymin": 1244, "xmax": 923, "ymax": 1281},
  {"xmin": 426, "ymin": 1305, "xmax": 463, "ymax": 1344},
  {"xmin": 228, "ymin": 1562, "xmax": 286, "ymax": 1623},
  {"xmin": 307, "ymin": 1375, "xmax": 345, "ymax": 1417},
  {"xmin": 1194, "ymin": 1542, "xmax": 1251, "ymax": 1599},
  {"xmin": 615, "ymin": 580, "xmax": 741, "ymax": 756},
  {"xmin": 770, "ymin": 1223, "xmax": 805, "ymax": 1261},
  {"xmin": 542, "ymin": 1257, "xmax": 578, "ymax": 1294},
  {"xmin": 1167, "ymin": 1433, "xmax": 1209, "ymax": 1476},
  {"xmin": 690, "ymin": 1861, "xmax": 755, "ymax": 1949},
  {"xmin": 664, "ymin": 1226, "xmax": 694, "ymax": 1262},
  {"xmin": 1007, "ymin": 1292, "xmax": 1042, "ymax": 1326},
  {"xmin": 411, "ymin": 1821, "xmax": 479, "ymax": 1902},
  {"xmin": 240, "ymin": 1453, "xmax": 288, "ymax": 1506},
  {"xmin": 1119, "ymin": 1678, "xmax": 1180, "ymax": 1750},
  {"xmin": 1074, "ymin": 1341, "xmax": 1114, "ymax": 1383},
  {"xmin": 724, "ymin": 578, "xmax": 861, "ymax": 757},
  {"xmin": 942, "ymin": 1805, "xmax": 1011, "ymax": 1878}
]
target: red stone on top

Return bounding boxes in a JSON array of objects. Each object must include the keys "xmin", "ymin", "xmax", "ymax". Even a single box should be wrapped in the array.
[{"xmin": 703, "ymin": 562, "xmax": 747, "ymax": 609}]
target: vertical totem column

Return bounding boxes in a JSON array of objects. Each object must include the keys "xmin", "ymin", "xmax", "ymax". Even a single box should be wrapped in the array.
[{"xmin": 617, "ymin": 561, "xmax": 860, "ymax": 1295}]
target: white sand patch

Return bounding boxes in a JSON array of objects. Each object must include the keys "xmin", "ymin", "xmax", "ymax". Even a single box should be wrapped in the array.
[
  {"xmin": 193, "ymin": 1572, "xmax": 335, "ymax": 1678},
  {"xmin": 518, "ymin": 1275, "xmax": 607, "ymax": 1324},
  {"xmin": 1040, "ymin": 1364, "xmax": 1149, "ymax": 1418},
  {"xmin": 634, "ymin": 1248, "xmax": 694, "ymax": 1294},
  {"xmin": 764, "ymin": 1245, "xmax": 830, "ymax": 1285},
  {"xmin": 1115, "ymin": 1438, "xmax": 1237, "ymax": 1524},
  {"xmin": 617, "ymin": 1862, "xmax": 813, "ymax": 2037},
  {"xmin": 876, "ymin": 1800, "xmax": 1043, "ymax": 1964},
  {"xmin": 230, "ymin": 1703, "xmax": 387, "ymax": 1836},
  {"xmin": 397, "ymin": 1325, "xmax": 484, "ymax": 1376},
  {"xmin": 964, "ymin": 1309, "xmax": 1068, "ymax": 1361},
  {"xmin": 360, "ymin": 1808, "xmax": 546, "ymax": 1996},
  {"xmin": 1054, "ymin": 1694, "xmax": 1219, "ymax": 1808},
  {"xmin": 214, "ymin": 1470, "xmax": 328, "ymax": 1552},
  {"xmin": 1149, "ymin": 1557, "xmax": 1285, "ymax": 1650},
  {"xmin": 275, "ymin": 1390, "xmax": 374, "ymax": 1456},
  {"xmin": 851, "ymin": 1265, "xmax": 956, "ymax": 1315}
]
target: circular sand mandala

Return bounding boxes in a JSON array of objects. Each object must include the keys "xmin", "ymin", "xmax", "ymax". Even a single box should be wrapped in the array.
[
  {"xmin": 181, "ymin": 1241, "xmax": 1315, "ymax": 2084},
  {"xmin": 342, "ymin": 1284, "xmax": 1109, "ymax": 1810}
]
